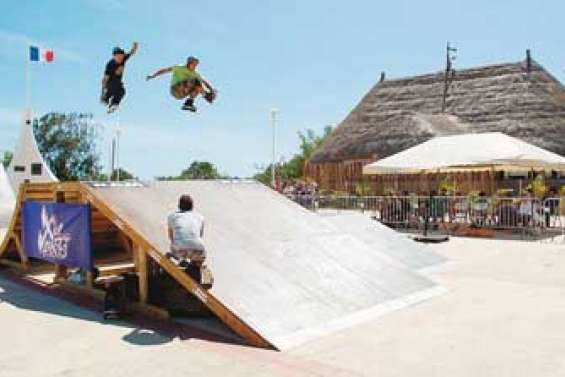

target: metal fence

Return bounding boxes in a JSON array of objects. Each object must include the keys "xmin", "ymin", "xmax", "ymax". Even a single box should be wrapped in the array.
[{"xmin": 289, "ymin": 194, "xmax": 565, "ymax": 239}]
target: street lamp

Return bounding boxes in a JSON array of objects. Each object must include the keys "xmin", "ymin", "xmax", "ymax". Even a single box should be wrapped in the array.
[
  {"xmin": 108, "ymin": 121, "xmax": 122, "ymax": 182},
  {"xmin": 270, "ymin": 108, "xmax": 279, "ymax": 188}
]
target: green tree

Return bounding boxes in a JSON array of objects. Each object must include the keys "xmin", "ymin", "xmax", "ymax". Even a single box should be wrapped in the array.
[
  {"xmin": 34, "ymin": 112, "xmax": 102, "ymax": 181},
  {"xmin": 355, "ymin": 180, "xmax": 372, "ymax": 196},
  {"xmin": 254, "ymin": 126, "xmax": 333, "ymax": 184},
  {"xmin": 439, "ymin": 176, "xmax": 457, "ymax": 195},
  {"xmin": 97, "ymin": 168, "xmax": 136, "ymax": 182},
  {"xmin": 111, "ymin": 168, "xmax": 135, "ymax": 181},
  {"xmin": 298, "ymin": 125, "xmax": 333, "ymax": 161},
  {"xmin": 2, "ymin": 151, "xmax": 13, "ymax": 168},
  {"xmin": 159, "ymin": 161, "xmax": 223, "ymax": 180},
  {"xmin": 180, "ymin": 161, "xmax": 222, "ymax": 179},
  {"xmin": 528, "ymin": 174, "xmax": 548, "ymax": 199},
  {"xmin": 253, "ymin": 164, "xmax": 272, "ymax": 185}
]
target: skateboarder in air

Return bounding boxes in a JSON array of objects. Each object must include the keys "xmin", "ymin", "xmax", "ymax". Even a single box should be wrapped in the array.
[
  {"xmin": 167, "ymin": 195, "xmax": 207, "ymax": 267},
  {"xmin": 101, "ymin": 42, "xmax": 139, "ymax": 113},
  {"xmin": 146, "ymin": 56, "xmax": 216, "ymax": 112}
]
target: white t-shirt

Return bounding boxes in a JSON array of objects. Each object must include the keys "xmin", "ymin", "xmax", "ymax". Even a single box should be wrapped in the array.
[{"xmin": 167, "ymin": 211, "xmax": 205, "ymax": 251}]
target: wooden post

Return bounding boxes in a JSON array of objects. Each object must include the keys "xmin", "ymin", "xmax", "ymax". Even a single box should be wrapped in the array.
[
  {"xmin": 85, "ymin": 271, "xmax": 94, "ymax": 288},
  {"xmin": 13, "ymin": 232, "xmax": 29, "ymax": 270},
  {"xmin": 137, "ymin": 245, "xmax": 148, "ymax": 303},
  {"xmin": 54, "ymin": 188, "xmax": 67, "ymax": 281}
]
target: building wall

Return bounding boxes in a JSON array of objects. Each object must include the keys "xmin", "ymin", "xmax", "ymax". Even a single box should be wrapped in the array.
[
  {"xmin": 304, "ymin": 159, "xmax": 374, "ymax": 193},
  {"xmin": 306, "ymin": 161, "xmax": 564, "ymax": 195}
]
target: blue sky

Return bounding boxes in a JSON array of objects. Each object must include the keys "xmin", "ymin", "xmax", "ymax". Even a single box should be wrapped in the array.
[{"xmin": 0, "ymin": 0, "xmax": 563, "ymax": 178}]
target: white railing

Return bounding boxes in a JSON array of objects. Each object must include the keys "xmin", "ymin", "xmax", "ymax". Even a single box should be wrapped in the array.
[{"xmin": 290, "ymin": 194, "xmax": 564, "ymax": 238}]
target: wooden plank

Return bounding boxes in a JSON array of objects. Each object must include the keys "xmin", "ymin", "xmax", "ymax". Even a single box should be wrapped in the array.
[
  {"xmin": 23, "ymin": 193, "xmax": 56, "ymax": 201},
  {"xmin": 0, "ymin": 258, "xmax": 26, "ymax": 270},
  {"xmin": 55, "ymin": 278, "xmax": 107, "ymax": 300},
  {"xmin": 127, "ymin": 302, "xmax": 170, "ymax": 320},
  {"xmin": 98, "ymin": 263, "xmax": 135, "ymax": 277}
]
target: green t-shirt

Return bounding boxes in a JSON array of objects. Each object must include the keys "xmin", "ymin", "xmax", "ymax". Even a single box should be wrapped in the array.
[{"xmin": 171, "ymin": 65, "xmax": 202, "ymax": 87}]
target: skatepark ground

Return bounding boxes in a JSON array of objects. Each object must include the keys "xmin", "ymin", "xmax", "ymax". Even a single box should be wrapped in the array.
[{"xmin": 1, "ymin": 236, "xmax": 564, "ymax": 377}]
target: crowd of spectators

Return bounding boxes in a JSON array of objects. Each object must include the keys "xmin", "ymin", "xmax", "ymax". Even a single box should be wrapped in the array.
[{"xmin": 280, "ymin": 180, "xmax": 318, "ymax": 208}]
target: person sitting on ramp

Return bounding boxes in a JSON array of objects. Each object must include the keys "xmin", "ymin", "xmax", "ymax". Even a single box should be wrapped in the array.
[
  {"xmin": 101, "ymin": 42, "xmax": 139, "ymax": 113},
  {"xmin": 167, "ymin": 194, "xmax": 206, "ymax": 268},
  {"xmin": 146, "ymin": 56, "xmax": 216, "ymax": 112}
]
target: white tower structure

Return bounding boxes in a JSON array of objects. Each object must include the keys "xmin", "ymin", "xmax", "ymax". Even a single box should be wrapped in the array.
[{"xmin": 7, "ymin": 109, "xmax": 57, "ymax": 193}]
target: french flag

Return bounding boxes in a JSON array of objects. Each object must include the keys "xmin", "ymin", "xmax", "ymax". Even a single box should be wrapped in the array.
[{"xmin": 29, "ymin": 46, "xmax": 54, "ymax": 62}]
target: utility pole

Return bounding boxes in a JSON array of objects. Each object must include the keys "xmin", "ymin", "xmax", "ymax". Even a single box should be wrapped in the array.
[
  {"xmin": 441, "ymin": 42, "xmax": 457, "ymax": 113},
  {"xmin": 270, "ymin": 108, "xmax": 279, "ymax": 188}
]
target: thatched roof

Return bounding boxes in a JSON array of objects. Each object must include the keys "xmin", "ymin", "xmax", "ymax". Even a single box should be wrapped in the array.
[{"xmin": 310, "ymin": 56, "xmax": 565, "ymax": 164}]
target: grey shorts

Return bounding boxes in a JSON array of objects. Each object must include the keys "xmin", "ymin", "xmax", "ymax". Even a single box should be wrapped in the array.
[{"xmin": 170, "ymin": 248, "xmax": 206, "ymax": 263}]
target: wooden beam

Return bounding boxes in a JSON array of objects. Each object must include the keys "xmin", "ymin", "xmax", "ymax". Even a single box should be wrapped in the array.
[
  {"xmin": 137, "ymin": 245, "xmax": 149, "ymax": 304},
  {"xmin": 12, "ymin": 232, "xmax": 29, "ymax": 270},
  {"xmin": 54, "ymin": 265, "xmax": 68, "ymax": 281},
  {"xmin": 85, "ymin": 271, "xmax": 94, "ymax": 289},
  {"xmin": 117, "ymin": 232, "xmax": 133, "ymax": 256},
  {"xmin": 0, "ymin": 258, "xmax": 26, "ymax": 270}
]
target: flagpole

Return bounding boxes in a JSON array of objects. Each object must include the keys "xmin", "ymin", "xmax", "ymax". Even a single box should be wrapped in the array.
[{"xmin": 25, "ymin": 46, "xmax": 32, "ymax": 123}]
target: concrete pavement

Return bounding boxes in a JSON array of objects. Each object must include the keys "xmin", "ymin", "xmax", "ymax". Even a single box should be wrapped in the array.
[{"xmin": 1, "ymin": 237, "xmax": 564, "ymax": 376}]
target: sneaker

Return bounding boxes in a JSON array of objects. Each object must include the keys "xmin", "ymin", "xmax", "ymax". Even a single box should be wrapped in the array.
[
  {"xmin": 107, "ymin": 104, "xmax": 119, "ymax": 114},
  {"xmin": 178, "ymin": 260, "xmax": 191, "ymax": 269},
  {"xmin": 182, "ymin": 98, "xmax": 197, "ymax": 112}
]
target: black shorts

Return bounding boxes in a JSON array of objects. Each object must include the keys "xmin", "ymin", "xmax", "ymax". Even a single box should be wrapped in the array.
[{"xmin": 103, "ymin": 83, "xmax": 126, "ymax": 105}]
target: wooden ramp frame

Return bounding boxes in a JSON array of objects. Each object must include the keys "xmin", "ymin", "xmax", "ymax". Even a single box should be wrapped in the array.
[{"xmin": 0, "ymin": 182, "xmax": 273, "ymax": 349}]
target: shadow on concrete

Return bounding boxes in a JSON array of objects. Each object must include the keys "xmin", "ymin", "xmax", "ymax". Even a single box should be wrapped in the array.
[
  {"xmin": 0, "ymin": 275, "xmax": 113, "ymax": 324},
  {"xmin": 122, "ymin": 328, "xmax": 173, "ymax": 346},
  {"xmin": 0, "ymin": 274, "xmax": 240, "ymax": 348}
]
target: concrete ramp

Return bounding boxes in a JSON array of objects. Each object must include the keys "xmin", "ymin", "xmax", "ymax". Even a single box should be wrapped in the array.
[
  {"xmin": 317, "ymin": 210, "xmax": 446, "ymax": 270},
  {"xmin": 91, "ymin": 180, "xmax": 443, "ymax": 350}
]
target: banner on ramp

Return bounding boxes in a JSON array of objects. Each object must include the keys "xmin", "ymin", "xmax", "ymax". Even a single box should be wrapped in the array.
[{"xmin": 23, "ymin": 202, "xmax": 92, "ymax": 269}]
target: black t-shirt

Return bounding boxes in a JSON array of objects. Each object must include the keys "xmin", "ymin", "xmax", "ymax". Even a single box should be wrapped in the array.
[{"xmin": 104, "ymin": 54, "xmax": 131, "ymax": 86}]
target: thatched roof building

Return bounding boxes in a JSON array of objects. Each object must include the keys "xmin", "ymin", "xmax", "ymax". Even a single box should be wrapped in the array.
[{"xmin": 305, "ymin": 52, "xmax": 565, "ymax": 193}]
